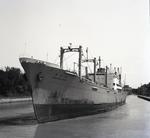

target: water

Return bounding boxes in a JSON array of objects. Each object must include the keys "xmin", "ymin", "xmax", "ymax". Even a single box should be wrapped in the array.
[
  {"xmin": 0, "ymin": 95, "xmax": 150, "ymax": 138},
  {"xmin": 0, "ymin": 101, "xmax": 33, "ymax": 119}
]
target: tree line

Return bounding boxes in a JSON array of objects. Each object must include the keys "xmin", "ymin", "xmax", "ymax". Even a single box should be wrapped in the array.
[
  {"xmin": 0, "ymin": 67, "xmax": 31, "ymax": 97},
  {"xmin": 132, "ymin": 83, "xmax": 150, "ymax": 96}
]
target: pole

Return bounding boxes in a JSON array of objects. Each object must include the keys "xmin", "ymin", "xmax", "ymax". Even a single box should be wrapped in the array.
[
  {"xmin": 60, "ymin": 47, "xmax": 64, "ymax": 69},
  {"xmin": 94, "ymin": 58, "xmax": 96, "ymax": 82},
  {"xmin": 105, "ymin": 66, "xmax": 107, "ymax": 87},
  {"xmin": 85, "ymin": 66, "xmax": 88, "ymax": 78},
  {"xmin": 78, "ymin": 46, "xmax": 82, "ymax": 78},
  {"xmin": 73, "ymin": 62, "xmax": 76, "ymax": 72},
  {"xmin": 86, "ymin": 47, "xmax": 88, "ymax": 60},
  {"xmin": 99, "ymin": 56, "xmax": 101, "ymax": 69}
]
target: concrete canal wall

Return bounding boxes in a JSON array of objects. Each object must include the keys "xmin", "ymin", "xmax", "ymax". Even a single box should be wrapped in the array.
[{"xmin": 138, "ymin": 95, "xmax": 150, "ymax": 101}]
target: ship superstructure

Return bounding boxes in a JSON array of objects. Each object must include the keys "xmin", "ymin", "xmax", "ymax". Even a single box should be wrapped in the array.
[{"xmin": 19, "ymin": 45, "xmax": 127, "ymax": 123}]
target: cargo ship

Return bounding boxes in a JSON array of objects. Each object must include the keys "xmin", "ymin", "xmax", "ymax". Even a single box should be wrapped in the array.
[{"xmin": 19, "ymin": 45, "xmax": 127, "ymax": 123}]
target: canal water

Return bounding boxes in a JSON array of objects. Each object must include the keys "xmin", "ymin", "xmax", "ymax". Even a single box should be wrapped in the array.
[{"xmin": 0, "ymin": 95, "xmax": 150, "ymax": 138}]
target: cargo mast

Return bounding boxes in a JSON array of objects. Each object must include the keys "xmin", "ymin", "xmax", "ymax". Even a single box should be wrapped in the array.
[
  {"xmin": 60, "ymin": 45, "xmax": 82, "ymax": 78},
  {"xmin": 98, "ymin": 56, "xmax": 101, "ymax": 69},
  {"xmin": 82, "ymin": 58, "xmax": 97, "ymax": 82}
]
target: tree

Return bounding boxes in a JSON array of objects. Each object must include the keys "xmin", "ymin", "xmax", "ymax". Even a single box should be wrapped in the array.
[
  {"xmin": 0, "ymin": 67, "xmax": 31, "ymax": 97},
  {"xmin": 133, "ymin": 83, "xmax": 150, "ymax": 96}
]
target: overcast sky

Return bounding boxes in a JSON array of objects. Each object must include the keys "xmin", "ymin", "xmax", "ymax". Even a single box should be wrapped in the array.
[{"xmin": 0, "ymin": 0, "xmax": 149, "ymax": 88}]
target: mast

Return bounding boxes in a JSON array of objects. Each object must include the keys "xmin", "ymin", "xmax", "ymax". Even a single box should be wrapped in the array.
[
  {"xmin": 78, "ymin": 46, "xmax": 82, "ymax": 78},
  {"xmin": 60, "ymin": 47, "xmax": 64, "ymax": 69},
  {"xmin": 85, "ymin": 66, "xmax": 88, "ymax": 78},
  {"xmin": 93, "ymin": 58, "xmax": 96, "ymax": 82},
  {"xmin": 105, "ymin": 66, "xmax": 108, "ymax": 87},
  {"xmin": 86, "ymin": 47, "xmax": 88, "ymax": 60},
  {"xmin": 82, "ymin": 57, "xmax": 97, "ymax": 83},
  {"xmin": 98, "ymin": 56, "xmax": 101, "ymax": 69},
  {"xmin": 119, "ymin": 74, "xmax": 121, "ymax": 85},
  {"xmin": 59, "ymin": 45, "xmax": 82, "ymax": 78}
]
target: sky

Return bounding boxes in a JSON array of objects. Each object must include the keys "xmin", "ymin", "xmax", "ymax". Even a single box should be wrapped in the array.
[{"xmin": 0, "ymin": 0, "xmax": 149, "ymax": 88}]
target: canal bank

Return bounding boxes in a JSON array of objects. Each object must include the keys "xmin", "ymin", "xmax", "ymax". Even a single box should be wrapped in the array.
[{"xmin": 138, "ymin": 95, "xmax": 150, "ymax": 101}]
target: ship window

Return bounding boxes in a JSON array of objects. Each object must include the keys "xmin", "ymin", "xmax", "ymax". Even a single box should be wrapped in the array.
[
  {"xmin": 92, "ymin": 87, "xmax": 98, "ymax": 91},
  {"xmin": 117, "ymin": 84, "xmax": 121, "ymax": 87}
]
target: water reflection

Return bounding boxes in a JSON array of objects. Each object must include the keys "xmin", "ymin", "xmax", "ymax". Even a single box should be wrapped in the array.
[
  {"xmin": 0, "ymin": 101, "xmax": 33, "ymax": 119},
  {"xmin": 33, "ymin": 96, "xmax": 150, "ymax": 138},
  {"xmin": 0, "ymin": 101, "xmax": 36, "ymax": 126},
  {"xmin": 0, "ymin": 114, "xmax": 36, "ymax": 126}
]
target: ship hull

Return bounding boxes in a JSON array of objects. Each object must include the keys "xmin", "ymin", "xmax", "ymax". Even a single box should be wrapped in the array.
[
  {"xmin": 34, "ymin": 102, "xmax": 125, "ymax": 122},
  {"xmin": 20, "ymin": 58, "xmax": 127, "ymax": 123}
]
